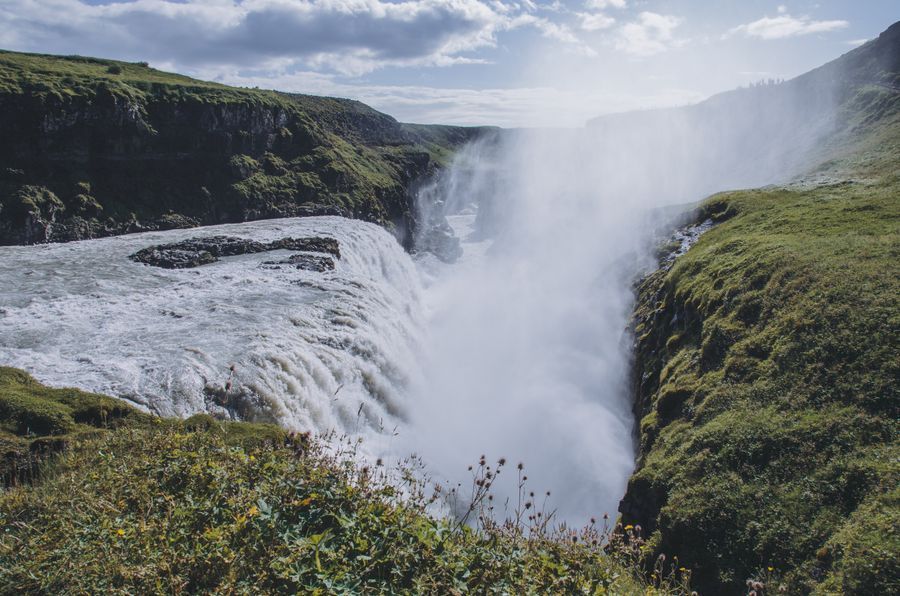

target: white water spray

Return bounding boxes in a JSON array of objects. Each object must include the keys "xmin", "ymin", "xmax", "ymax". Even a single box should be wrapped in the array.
[
  {"xmin": 0, "ymin": 217, "xmax": 424, "ymax": 451},
  {"xmin": 0, "ymin": 75, "xmax": 838, "ymax": 525}
]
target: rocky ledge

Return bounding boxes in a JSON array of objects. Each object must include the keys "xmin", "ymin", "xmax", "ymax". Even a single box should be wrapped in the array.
[
  {"xmin": 260, "ymin": 253, "xmax": 335, "ymax": 272},
  {"xmin": 130, "ymin": 235, "xmax": 340, "ymax": 269}
]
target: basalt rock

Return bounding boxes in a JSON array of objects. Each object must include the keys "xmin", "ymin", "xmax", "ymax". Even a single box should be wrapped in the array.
[
  {"xmin": 260, "ymin": 253, "xmax": 336, "ymax": 272},
  {"xmin": 0, "ymin": 51, "xmax": 491, "ymax": 247},
  {"xmin": 416, "ymin": 221, "xmax": 462, "ymax": 263},
  {"xmin": 130, "ymin": 235, "xmax": 341, "ymax": 269},
  {"xmin": 267, "ymin": 237, "xmax": 341, "ymax": 259}
]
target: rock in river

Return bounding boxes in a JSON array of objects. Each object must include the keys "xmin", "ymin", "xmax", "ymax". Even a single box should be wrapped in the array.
[{"xmin": 130, "ymin": 235, "xmax": 341, "ymax": 269}]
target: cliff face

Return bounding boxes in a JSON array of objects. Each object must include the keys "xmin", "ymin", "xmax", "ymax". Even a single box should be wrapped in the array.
[
  {"xmin": 617, "ymin": 23, "xmax": 900, "ymax": 595},
  {"xmin": 0, "ymin": 51, "xmax": 487, "ymax": 246}
]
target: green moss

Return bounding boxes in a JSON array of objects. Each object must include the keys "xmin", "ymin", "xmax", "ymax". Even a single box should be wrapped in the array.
[
  {"xmin": 0, "ymin": 49, "xmax": 488, "ymax": 245},
  {"xmin": 0, "ymin": 369, "xmax": 664, "ymax": 594},
  {"xmin": 623, "ymin": 120, "xmax": 900, "ymax": 592},
  {"xmin": 0, "ymin": 366, "xmax": 149, "ymax": 436},
  {"xmin": 4, "ymin": 185, "xmax": 63, "ymax": 219}
]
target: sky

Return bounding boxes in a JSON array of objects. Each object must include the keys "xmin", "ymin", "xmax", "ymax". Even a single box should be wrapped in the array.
[{"xmin": 1, "ymin": 1, "xmax": 897, "ymax": 126}]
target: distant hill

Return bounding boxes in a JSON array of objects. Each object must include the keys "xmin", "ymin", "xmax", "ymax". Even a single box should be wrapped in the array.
[
  {"xmin": 587, "ymin": 21, "xmax": 900, "ymax": 199},
  {"xmin": 617, "ymin": 21, "xmax": 900, "ymax": 594},
  {"xmin": 0, "ymin": 51, "xmax": 490, "ymax": 246}
]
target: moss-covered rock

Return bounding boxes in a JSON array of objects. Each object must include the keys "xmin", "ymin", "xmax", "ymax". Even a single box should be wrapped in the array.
[
  {"xmin": 0, "ymin": 50, "xmax": 491, "ymax": 247},
  {"xmin": 621, "ymin": 144, "xmax": 900, "ymax": 593},
  {"xmin": 0, "ymin": 368, "xmax": 671, "ymax": 594}
]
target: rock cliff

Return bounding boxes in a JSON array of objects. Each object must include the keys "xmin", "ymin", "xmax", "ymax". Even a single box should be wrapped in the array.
[{"xmin": 0, "ymin": 51, "xmax": 489, "ymax": 246}]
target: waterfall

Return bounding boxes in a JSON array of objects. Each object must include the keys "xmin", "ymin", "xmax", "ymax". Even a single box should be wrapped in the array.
[{"xmin": 0, "ymin": 216, "xmax": 424, "ymax": 451}]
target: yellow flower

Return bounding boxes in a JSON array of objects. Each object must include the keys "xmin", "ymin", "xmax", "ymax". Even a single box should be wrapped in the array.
[
  {"xmin": 116, "ymin": 529, "xmax": 125, "ymax": 537},
  {"xmin": 249, "ymin": 455, "xmax": 256, "ymax": 462},
  {"xmin": 624, "ymin": 524, "xmax": 634, "ymax": 530},
  {"xmin": 768, "ymin": 566, "xmax": 774, "ymax": 572},
  {"xmin": 247, "ymin": 505, "xmax": 260, "ymax": 517}
]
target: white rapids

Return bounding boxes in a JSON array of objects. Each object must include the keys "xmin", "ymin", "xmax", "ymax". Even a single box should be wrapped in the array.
[{"xmin": 0, "ymin": 216, "xmax": 425, "ymax": 443}]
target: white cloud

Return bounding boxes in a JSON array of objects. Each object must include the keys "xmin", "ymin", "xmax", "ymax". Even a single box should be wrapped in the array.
[
  {"xmin": 615, "ymin": 12, "xmax": 684, "ymax": 56},
  {"xmin": 777, "ymin": 5, "xmax": 788, "ymax": 14},
  {"xmin": 578, "ymin": 12, "xmax": 615, "ymax": 32},
  {"xmin": 510, "ymin": 13, "xmax": 596, "ymax": 54},
  {"xmin": 584, "ymin": 0, "xmax": 626, "ymax": 9},
  {"xmin": 0, "ymin": 0, "xmax": 601, "ymax": 75},
  {"xmin": 212, "ymin": 68, "xmax": 704, "ymax": 127},
  {"xmin": 538, "ymin": 1, "xmax": 566, "ymax": 12},
  {"xmin": 726, "ymin": 13, "xmax": 849, "ymax": 40},
  {"xmin": 0, "ymin": 0, "xmax": 541, "ymax": 76}
]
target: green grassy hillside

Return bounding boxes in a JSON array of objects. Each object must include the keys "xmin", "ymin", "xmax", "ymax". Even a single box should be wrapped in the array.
[
  {"xmin": 0, "ymin": 50, "xmax": 488, "ymax": 246},
  {"xmin": 0, "ymin": 367, "xmax": 690, "ymax": 594},
  {"xmin": 620, "ymin": 70, "xmax": 900, "ymax": 594}
]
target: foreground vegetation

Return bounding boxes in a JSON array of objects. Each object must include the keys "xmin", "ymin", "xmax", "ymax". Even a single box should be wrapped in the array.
[
  {"xmin": 621, "ymin": 81, "xmax": 900, "ymax": 593},
  {"xmin": 0, "ymin": 368, "xmax": 692, "ymax": 594}
]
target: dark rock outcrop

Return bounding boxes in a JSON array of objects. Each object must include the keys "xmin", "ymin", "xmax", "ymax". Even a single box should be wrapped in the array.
[
  {"xmin": 267, "ymin": 237, "xmax": 340, "ymax": 259},
  {"xmin": 260, "ymin": 253, "xmax": 335, "ymax": 272},
  {"xmin": 130, "ymin": 235, "xmax": 340, "ymax": 269},
  {"xmin": 416, "ymin": 221, "xmax": 462, "ymax": 263},
  {"xmin": 0, "ymin": 50, "xmax": 491, "ymax": 247}
]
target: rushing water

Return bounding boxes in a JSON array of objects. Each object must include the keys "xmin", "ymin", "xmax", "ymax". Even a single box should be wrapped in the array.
[
  {"xmin": 0, "ymin": 217, "xmax": 424, "ymax": 450},
  {"xmin": 1, "ymin": 130, "xmax": 659, "ymax": 525}
]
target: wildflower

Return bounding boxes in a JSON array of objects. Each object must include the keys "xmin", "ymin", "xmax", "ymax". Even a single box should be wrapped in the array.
[
  {"xmin": 517, "ymin": 462, "xmax": 524, "ymax": 470},
  {"xmin": 768, "ymin": 566, "xmax": 774, "ymax": 572},
  {"xmin": 247, "ymin": 505, "xmax": 260, "ymax": 517},
  {"xmin": 498, "ymin": 457, "xmax": 506, "ymax": 466},
  {"xmin": 625, "ymin": 524, "xmax": 634, "ymax": 531},
  {"xmin": 116, "ymin": 529, "xmax": 125, "ymax": 537}
]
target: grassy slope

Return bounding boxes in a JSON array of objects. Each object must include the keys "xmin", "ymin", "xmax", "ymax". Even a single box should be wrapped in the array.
[
  {"xmin": 622, "ymin": 83, "xmax": 900, "ymax": 593},
  {"xmin": 0, "ymin": 50, "xmax": 485, "ymax": 245},
  {"xmin": 0, "ymin": 368, "xmax": 681, "ymax": 595}
]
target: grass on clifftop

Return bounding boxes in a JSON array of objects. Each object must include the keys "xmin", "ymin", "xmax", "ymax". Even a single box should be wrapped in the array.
[
  {"xmin": 624, "ymin": 105, "xmax": 900, "ymax": 593},
  {"xmin": 0, "ymin": 50, "xmax": 290, "ymax": 107},
  {"xmin": 0, "ymin": 49, "xmax": 486, "ymax": 245},
  {"xmin": 0, "ymin": 368, "xmax": 692, "ymax": 594}
]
